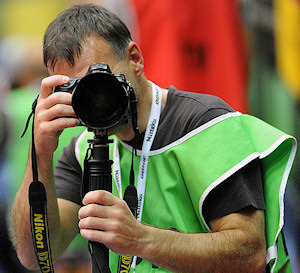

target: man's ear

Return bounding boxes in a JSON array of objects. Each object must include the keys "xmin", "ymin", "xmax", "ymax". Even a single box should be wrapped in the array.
[{"xmin": 127, "ymin": 41, "xmax": 144, "ymax": 76}]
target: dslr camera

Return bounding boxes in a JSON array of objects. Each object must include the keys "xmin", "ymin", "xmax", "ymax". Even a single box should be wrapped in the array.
[{"xmin": 53, "ymin": 63, "xmax": 137, "ymax": 130}]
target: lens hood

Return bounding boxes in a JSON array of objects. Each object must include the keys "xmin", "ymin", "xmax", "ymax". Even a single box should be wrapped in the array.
[{"xmin": 72, "ymin": 68, "xmax": 130, "ymax": 130}]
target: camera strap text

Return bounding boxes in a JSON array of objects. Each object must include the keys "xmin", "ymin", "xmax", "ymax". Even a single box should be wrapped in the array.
[{"xmin": 113, "ymin": 82, "xmax": 162, "ymax": 270}]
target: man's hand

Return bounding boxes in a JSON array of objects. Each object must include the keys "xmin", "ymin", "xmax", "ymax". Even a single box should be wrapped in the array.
[
  {"xmin": 78, "ymin": 190, "xmax": 145, "ymax": 256},
  {"xmin": 79, "ymin": 192, "xmax": 266, "ymax": 273},
  {"xmin": 34, "ymin": 75, "xmax": 80, "ymax": 159}
]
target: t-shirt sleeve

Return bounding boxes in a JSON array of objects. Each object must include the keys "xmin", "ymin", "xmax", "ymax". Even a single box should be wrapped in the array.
[
  {"xmin": 202, "ymin": 158, "xmax": 266, "ymax": 223},
  {"xmin": 186, "ymin": 105, "xmax": 266, "ymax": 225},
  {"xmin": 54, "ymin": 137, "xmax": 83, "ymax": 206}
]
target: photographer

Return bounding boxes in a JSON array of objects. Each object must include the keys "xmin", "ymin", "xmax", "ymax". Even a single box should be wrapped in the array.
[{"xmin": 10, "ymin": 4, "xmax": 295, "ymax": 273}]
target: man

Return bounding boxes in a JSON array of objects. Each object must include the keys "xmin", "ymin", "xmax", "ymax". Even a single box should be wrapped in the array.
[{"xmin": 11, "ymin": 4, "xmax": 295, "ymax": 273}]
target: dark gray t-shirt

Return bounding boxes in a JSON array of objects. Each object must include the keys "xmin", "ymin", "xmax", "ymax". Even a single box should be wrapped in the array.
[{"xmin": 55, "ymin": 87, "xmax": 265, "ymax": 223}]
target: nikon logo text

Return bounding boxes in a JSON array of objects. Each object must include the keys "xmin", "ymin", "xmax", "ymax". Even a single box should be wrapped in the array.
[
  {"xmin": 119, "ymin": 255, "xmax": 133, "ymax": 273},
  {"xmin": 146, "ymin": 119, "xmax": 157, "ymax": 142},
  {"xmin": 155, "ymin": 89, "xmax": 159, "ymax": 104},
  {"xmin": 34, "ymin": 213, "xmax": 45, "ymax": 249}
]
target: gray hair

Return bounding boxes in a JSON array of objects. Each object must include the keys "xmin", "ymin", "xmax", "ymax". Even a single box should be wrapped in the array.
[{"xmin": 43, "ymin": 4, "xmax": 132, "ymax": 68}]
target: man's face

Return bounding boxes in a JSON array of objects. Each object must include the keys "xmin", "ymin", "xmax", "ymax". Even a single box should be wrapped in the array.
[
  {"xmin": 48, "ymin": 36, "xmax": 140, "ymax": 101},
  {"xmin": 47, "ymin": 36, "xmax": 138, "ymax": 137}
]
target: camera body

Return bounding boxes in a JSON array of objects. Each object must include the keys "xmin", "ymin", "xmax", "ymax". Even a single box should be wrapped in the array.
[
  {"xmin": 53, "ymin": 77, "xmax": 81, "ymax": 93},
  {"xmin": 53, "ymin": 63, "xmax": 137, "ymax": 130}
]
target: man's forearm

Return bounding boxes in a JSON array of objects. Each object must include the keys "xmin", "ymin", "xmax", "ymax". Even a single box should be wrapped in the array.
[
  {"xmin": 138, "ymin": 224, "xmax": 265, "ymax": 273},
  {"xmin": 10, "ymin": 152, "xmax": 62, "ymax": 270},
  {"xmin": 135, "ymin": 208, "xmax": 266, "ymax": 273}
]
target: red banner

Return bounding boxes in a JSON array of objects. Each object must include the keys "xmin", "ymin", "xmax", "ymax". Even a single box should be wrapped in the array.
[{"xmin": 133, "ymin": 0, "xmax": 248, "ymax": 112}]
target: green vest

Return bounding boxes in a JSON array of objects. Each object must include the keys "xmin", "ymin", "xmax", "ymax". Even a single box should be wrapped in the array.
[{"xmin": 76, "ymin": 112, "xmax": 296, "ymax": 273}]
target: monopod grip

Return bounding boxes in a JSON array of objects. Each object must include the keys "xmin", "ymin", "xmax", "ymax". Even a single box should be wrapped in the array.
[{"xmin": 82, "ymin": 135, "xmax": 113, "ymax": 273}]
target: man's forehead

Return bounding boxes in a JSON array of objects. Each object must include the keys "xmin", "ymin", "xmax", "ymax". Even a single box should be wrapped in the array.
[{"xmin": 48, "ymin": 37, "xmax": 120, "ymax": 77}]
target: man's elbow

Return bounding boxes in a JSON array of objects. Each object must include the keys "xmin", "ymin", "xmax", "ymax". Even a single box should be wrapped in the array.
[
  {"xmin": 238, "ymin": 231, "xmax": 267, "ymax": 273},
  {"xmin": 16, "ymin": 248, "xmax": 39, "ymax": 271},
  {"xmin": 252, "ymin": 246, "xmax": 267, "ymax": 273},
  {"xmin": 10, "ymin": 232, "xmax": 39, "ymax": 269}
]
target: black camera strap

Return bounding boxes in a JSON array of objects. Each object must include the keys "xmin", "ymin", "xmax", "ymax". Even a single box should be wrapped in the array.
[
  {"xmin": 23, "ymin": 96, "xmax": 55, "ymax": 273},
  {"xmin": 117, "ymin": 184, "xmax": 138, "ymax": 273}
]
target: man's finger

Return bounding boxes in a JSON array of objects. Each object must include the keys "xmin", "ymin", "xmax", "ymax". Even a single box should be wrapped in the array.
[
  {"xmin": 78, "ymin": 216, "xmax": 109, "ymax": 231},
  {"xmin": 78, "ymin": 203, "xmax": 110, "ymax": 220},
  {"xmin": 40, "ymin": 104, "xmax": 76, "ymax": 121},
  {"xmin": 82, "ymin": 190, "xmax": 119, "ymax": 206},
  {"xmin": 41, "ymin": 92, "xmax": 73, "ymax": 110},
  {"xmin": 39, "ymin": 75, "xmax": 70, "ymax": 99}
]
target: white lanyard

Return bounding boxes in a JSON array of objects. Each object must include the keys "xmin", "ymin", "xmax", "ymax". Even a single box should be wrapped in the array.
[
  {"xmin": 113, "ymin": 82, "xmax": 162, "ymax": 270},
  {"xmin": 113, "ymin": 82, "xmax": 162, "ymax": 222}
]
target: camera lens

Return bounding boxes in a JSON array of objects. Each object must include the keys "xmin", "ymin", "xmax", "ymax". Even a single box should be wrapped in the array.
[{"xmin": 72, "ymin": 72, "xmax": 127, "ymax": 129}]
